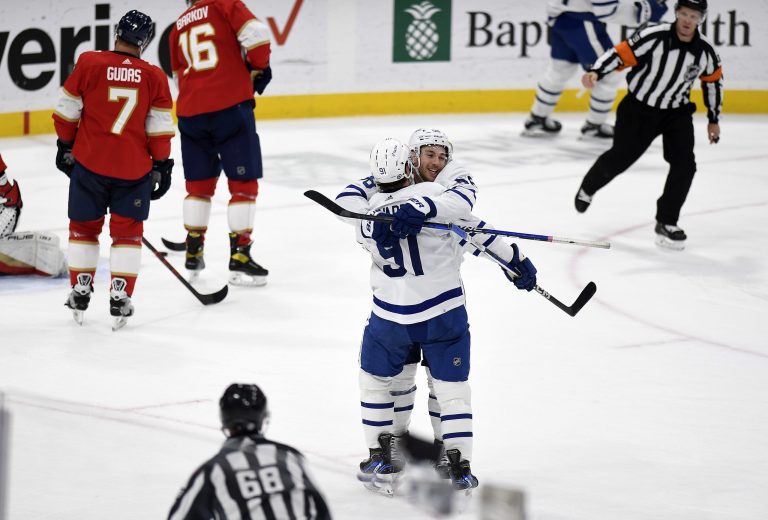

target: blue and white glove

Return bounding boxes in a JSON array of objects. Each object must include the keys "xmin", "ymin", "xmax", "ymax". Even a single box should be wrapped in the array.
[
  {"xmin": 636, "ymin": 0, "xmax": 668, "ymax": 24},
  {"xmin": 503, "ymin": 243, "xmax": 537, "ymax": 291},
  {"xmin": 372, "ymin": 220, "xmax": 398, "ymax": 249},
  {"xmin": 390, "ymin": 197, "xmax": 435, "ymax": 239}
]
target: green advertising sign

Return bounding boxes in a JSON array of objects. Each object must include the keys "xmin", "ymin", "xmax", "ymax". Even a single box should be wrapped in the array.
[{"xmin": 393, "ymin": 0, "xmax": 452, "ymax": 62}]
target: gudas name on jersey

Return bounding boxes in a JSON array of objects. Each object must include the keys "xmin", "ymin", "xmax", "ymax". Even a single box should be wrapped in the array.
[
  {"xmin": 106, "ymin": 66, "xmax": 141, "ymax": 83},
  {"xmin": 176, "ymin": 6, "xmax": 209, "ymax": 30}
]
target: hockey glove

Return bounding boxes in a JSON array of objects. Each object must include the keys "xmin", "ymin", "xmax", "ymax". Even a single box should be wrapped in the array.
[
  {"xmin": 504, "ymin": 243, "xmax": 537, "ymax": 292},
  {"xmin": 390, "ymin": 197, "xmax": 435, "ymax": 239},
  {"xmin": 636, "ymin": 0, "xmax": 668, "ymax": 24},
  {"xmin": 252, "ymin": 66, "xmax": 272, "ymax": 96},
  {"xmin": 372, "ymin": 220, "xmax": 398, "ymax": 249},
  {"xmin": 150, "ymin": 158, "xmax": 174, "ymax": 200},
  {"xmin": 55, "ymin": 140, "xmax": 75, "ymax": 177}
]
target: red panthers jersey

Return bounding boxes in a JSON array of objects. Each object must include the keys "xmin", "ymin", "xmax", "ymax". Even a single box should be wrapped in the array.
[
  {"xmin": 170, "ymin": 0, "xmax": 271, "ymax": 117},
  {"xmin": 52, "ymin": 51, "xmax": 175, "ymax": 180}
]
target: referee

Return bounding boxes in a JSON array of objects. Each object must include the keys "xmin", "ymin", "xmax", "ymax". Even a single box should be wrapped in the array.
[
  {"xmin": 168, "ymin": 384, "xmax": 331, "ymax": 520},
  {"xmin": 574, "ymin": 0, "xmax": 722, "ymax": 250}
]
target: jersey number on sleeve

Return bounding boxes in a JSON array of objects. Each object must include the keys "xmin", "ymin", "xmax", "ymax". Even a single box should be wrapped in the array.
[
  {"xmin": 178, "ymin": 23, "xmax": 219, "ymax": 74},
  {"xmin": 108, "ymin": 87, "xmax": 138, "ymax": 135},
  {"xmin": 378, "ymin": 235, "xmax": 424, "ymax": 277}
]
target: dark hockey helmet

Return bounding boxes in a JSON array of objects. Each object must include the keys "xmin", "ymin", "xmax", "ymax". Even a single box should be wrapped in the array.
[
  {"xmin": 220, "ymin": 384, "xmax": 269, "ymax": 437},
  {"xmin": 115, "ymin": 10, "xmax": 155, "ymax": 52},
  {"xmin": 675, "ymin": 0, "xmax": 707, "ymax": 14}
]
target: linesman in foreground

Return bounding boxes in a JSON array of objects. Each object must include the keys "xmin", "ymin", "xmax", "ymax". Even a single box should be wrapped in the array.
[
  {"xmin": 168, "ymin": 384, "xmax": 331, "ymax": 520},
  {"xmin": 575, "ymin": 0, "xmax": 722, "ymax": 250}
]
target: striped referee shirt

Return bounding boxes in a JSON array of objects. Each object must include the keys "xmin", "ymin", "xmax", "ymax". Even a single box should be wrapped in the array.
[
  {"xmin": 591, "ymin": 22, "xmax": 723, "ymax": 122},
  {"xmin": 168, "ymin": 436, "xmax": 331, "ymax": 520}
]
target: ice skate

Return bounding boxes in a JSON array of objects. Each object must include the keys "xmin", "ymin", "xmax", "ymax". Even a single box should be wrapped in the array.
[
  {"xmin": 522, "ymin": 114, "xmax": 562, "ymax": 137},
  {"xmin": 358, "ymin": 433, "xmax": 404, "ymax": 497},
  {"xmin": 64, "ymin": 273, "xmax": 93, "ymax": 325},
  {"xmin": 580, "ymin": 121, "xmax": 614, "ymax": 139},
  {"xmin": 434, "ymin": 440, "xmax": 451, "ymax": 479},
  {"xmin": 446, "ymin": 449, "xmax": 478, "ymax": 491},
  {"xmin": 185, "ymin": 232, "xmax": 205, "ymax": 282},
  {"xmin": 655, "ymin": 222, "xmax": 687, "ymax": 250},
  {"xmin": 109, "ymin": 278, "xmax": 134, "ymax": 331},
  {"xmin": 574, "ymin": 187, "xmax": 593, "ymax": 213},
  {"xmin": 228, "ymin": 232, "xmax": 268, "ymax": 286}
]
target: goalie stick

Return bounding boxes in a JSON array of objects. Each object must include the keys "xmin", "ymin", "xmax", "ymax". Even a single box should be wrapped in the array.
[
  {"xmin": 304, "ymin": 190, "xmax": 610, "ymax": 249},
  {"xmin": 142, "ymin": 237, "xmax": 228, "ymax": 305},
  {"xmin": 447, "ymin": 224, "xmax": 596, "ymax": 317}
]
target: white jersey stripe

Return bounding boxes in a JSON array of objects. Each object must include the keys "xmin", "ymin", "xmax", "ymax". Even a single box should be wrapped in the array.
[
  {"xmin": 168, "ymin": 472, "xmax": 205, "ymax": 520},
  {"xmin": 211, "ymin": 463, "xmax": 243, "ymax": 520}
]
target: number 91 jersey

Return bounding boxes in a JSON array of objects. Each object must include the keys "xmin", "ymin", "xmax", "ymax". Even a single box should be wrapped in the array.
[
  {"xmin": 52, "ymin": 51, "xmax": 174, "ymax": 180},
  {"xmin": 359, "ymin": 183, "xmax": 472, "ymax": 325},
  {"xmin": 170, "ymin": 0, "xmax": 272, "ymax": 117}
]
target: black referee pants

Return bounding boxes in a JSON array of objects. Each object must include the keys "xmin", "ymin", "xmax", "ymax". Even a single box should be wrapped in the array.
[{"xmin": 581, "ymin": 94, "xmax": 697, "ymax": 225}]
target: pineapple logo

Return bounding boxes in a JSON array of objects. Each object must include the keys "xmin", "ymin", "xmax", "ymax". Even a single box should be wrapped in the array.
[{"xmin": 393, "ymin": 0, "xmax": 451, "ymax": 63}]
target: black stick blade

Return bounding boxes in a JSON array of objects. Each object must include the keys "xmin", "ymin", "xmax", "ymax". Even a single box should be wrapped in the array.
[
  {"xmin": 161, "ymin": 237, "xmax": 186, "ymax": 251},
  {"xmin": 197, "ymin": 284, "xmax": 229, "ymax": 305},
  {"xmin": 566, "ymin": 282, "xmax": 597, "ymax": 317}
]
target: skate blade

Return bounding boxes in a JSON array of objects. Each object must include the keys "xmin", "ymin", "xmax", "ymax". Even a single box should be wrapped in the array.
[
  {"xmin": 228, "ymin": 272, "xmax": 267, "ymax": 287},
  {"xmin": 578, "ymin": 133, "xmax": 613, "ymax": 141},
  {"xmin": 655, "ymin": 236, "xmax": 685, "ymax": 250},
  {"xmin": 453, "ymin": 488, "xmax": 473, "ymax": 513},
  {"xmin": 520, "ymin": 129, "xmax": 559, "ymax": 138},
  {"xmin": 363, "ymin": 479, "xmax": 396, "ymax": 497},
  {"xmin": 112, "ymin": 316, "xmax": 129, "ymax": 331},
  {"xmin": 187, "ymin": 270, "xmax": 201, "ymax": 283}
]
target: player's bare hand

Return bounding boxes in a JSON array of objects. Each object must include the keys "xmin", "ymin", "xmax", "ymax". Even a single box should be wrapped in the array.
[
  {"xmin": 581, "ymin": 72, "xmax": 598, "ymax": 89},
  {"xmin": 708, "ymin": 122, "xmax": 720, "ymax": 144}
]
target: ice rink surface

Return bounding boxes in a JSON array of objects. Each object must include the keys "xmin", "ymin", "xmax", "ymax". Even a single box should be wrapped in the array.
[{"xmin": 1, "ymin": 112, "xmax": 767, "ymax": 519}]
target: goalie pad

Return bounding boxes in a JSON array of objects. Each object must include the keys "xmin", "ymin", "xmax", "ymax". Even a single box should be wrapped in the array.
[{"xmin": 0, "ymin": 231, "xmax": 67, "ymax": 277}]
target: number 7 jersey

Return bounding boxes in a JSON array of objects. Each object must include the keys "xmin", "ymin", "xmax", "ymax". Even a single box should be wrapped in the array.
[{"xmin": 52, "ymin": 50, "xmax": 174, "ymax": 180}]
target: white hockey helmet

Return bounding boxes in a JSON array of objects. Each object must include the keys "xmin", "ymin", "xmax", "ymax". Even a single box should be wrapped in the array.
[
  {"xmin": 0, "ymin": 175, "xmax": 22, "ymax": 237},
  {"xmin": 408, "ymin": 128, "xmax": 453, "ymax": 162},
  {"xmin": 369, "ymin": 138, "xmax": 413, "ymax": 190}
]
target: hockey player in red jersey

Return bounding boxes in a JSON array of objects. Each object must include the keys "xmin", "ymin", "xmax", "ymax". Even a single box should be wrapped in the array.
[
  {"xmin": 169, "ymin": 0, "xmax": 272, "ymax": 286},
  {"xmin": 52, "ymin": 10, "xmax": 175, "ymax": 330}
]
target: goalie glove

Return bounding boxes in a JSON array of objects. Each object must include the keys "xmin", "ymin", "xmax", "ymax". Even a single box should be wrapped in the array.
[
  {"xmin": 503, "ymin": 243, "xmax": 537, "ymax": 292},
  {"xmin": 150, "ymin": 158, "xmax": 174, "ymax": 200},
  {"xmin": 390, "ymin": 197, "xmax": 436, "ymax": 239},
  {"xmin": 55, "ymin": 140, "xmax": 75, "ymax": 176}
]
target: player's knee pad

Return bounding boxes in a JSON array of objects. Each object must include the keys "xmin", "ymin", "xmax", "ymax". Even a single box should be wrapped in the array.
[
  {"xmin": 228, "ymin": 179, "xmax": 258, "ymax": 203},
  {"xmin": 69, "ymin": 217, "xmax": 105, "ymax": 243},
  {"xmin": 109, "ymin": 214, "xmax": 142, "ymax": 246},
  {"xmin": 186, "ymin": 178, "xmax": 218, "ymax": 199},
  {"xmin": 431, "ymin": 378, "xmax": 472, "ymax": 412},
  {"xmin": 391, "ymin": 363, "xmax": 418, "ymax": 393},
  {"xmin": 541, "ymin": 59, "xmax": 580, "ymax": 90}
]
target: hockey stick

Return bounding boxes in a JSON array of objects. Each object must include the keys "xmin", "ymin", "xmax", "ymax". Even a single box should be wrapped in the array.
[
  {"xmin": 304, "ymin": 190, "xmax": 610, "ymax": 249},
  {"xmin": 448, "ymin": 224, "xmax": 596, "ymax": 317},
  {"xmin": 161, "ymin": 237, "xmax": 186, "ymax": 252},
  {"xmin": 142, "ymin": 237, "xmax": 228, "ymax": 305}
]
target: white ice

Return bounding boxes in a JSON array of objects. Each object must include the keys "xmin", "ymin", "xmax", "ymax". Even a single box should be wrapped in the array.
[{"xmin": 1, "ymin": 113, "xmax": 767, "ymax": 520}]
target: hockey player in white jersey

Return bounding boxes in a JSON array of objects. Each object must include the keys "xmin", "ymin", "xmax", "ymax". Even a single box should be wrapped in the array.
[
  {"xmin": 354, "ymin": 138, "xmax": 537, "ymax": 495},
  {"xmin": 525, "ymin": 0, "xmax": 668, "ymax": 138},
  {"xmin": 336, "ymin": 129, "xmax": 477, "ymax": 473}
]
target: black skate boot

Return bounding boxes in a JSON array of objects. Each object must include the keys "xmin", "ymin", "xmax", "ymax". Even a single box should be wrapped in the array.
[
  {"xmin": 434, "ymin": 440, "xmax": 451, "ymax": 479},
  {"xmin": 655, "ymin": 222, "xmax": 687, "ymax": 250},
  {"xmin": 574, "ymin": 186, "xmax": 593, "ymax": 213},
  {"xmin": 228, "ymin": 232, "xmax": 268, "ymax": 286},
  {"xmin": 64, "ymin": 272, "xmax": 93, "ymax": 325},
  {"xmin": 580, "ymin": 121, "xmax": 614, "ymax": 139},
  {"xmin": 446, "ymin": 449, "xmax": 478, "ymax": 491},
  {"xmin": 109, "ymin": 277, "xmax": 134, "ymax": 331},
  {"xmin": 523, "ymin": 113, "xmax": 562, "ymax": 136},
  {"xmin": 358, "ymin": 433, "xmax": 404, "ymax": 496},
  {"xmin": 185, "ymin": 232, "xmax": 205, "ymax": 280}
]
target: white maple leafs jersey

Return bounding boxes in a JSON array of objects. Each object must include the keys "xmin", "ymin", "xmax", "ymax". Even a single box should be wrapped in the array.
[
  {"xmin": 354, "ymin": 182, "xmax": 517, "ymax": 325},
  {"xmin": 546, "ymin": 0, "xmax": 641, "ymax": 26}
]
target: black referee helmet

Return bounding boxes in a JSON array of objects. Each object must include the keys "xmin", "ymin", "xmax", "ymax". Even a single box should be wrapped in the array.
[
  {"xmin": 220, "ymin": 383, "xmax": 270, "ymax": 437},
  {"xmin": 675, "ymin": 0, "xmax": 707, "ymax": 14}
]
